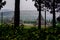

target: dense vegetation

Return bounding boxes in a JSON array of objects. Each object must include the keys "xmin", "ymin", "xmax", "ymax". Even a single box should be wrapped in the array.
[{"xmin": 0, "ymin": 24, "xmax": 60, "ymax": 40}]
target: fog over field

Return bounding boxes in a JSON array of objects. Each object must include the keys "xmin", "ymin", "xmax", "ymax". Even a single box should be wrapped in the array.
[{"xmin": 0, "ymin": 9, "xmax": 60, "ymax": 23}]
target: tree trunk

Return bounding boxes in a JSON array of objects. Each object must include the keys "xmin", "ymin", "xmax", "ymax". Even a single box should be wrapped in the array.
[
  {"xmin": 38, "ymin": 0, "xmax": 41, "ymax": 39},
  {"xmin": 44, "ymin": 0, "xmax": 46, "ymax": 29},
  {"xmin": 14, "ymin": 0, "xmax": 20, "ymax": 28},
  {"xmin": 52, "ymin": 0, "xmax": 56, "ymax": 27},
  {"xmin": 38, "ymin": 0, "xmax": 41, "ymax": 30}
]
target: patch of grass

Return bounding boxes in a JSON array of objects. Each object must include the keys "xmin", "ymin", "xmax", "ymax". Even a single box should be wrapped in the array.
[{"xmin": 23, "ymin": 25, "xmax": 33, "ymax": 29}]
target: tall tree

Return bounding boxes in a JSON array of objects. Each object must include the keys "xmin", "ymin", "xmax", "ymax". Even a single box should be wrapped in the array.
[
  {"xmin": 32, "ymin": 0, "xmax": 41, "ymax": 29},
  {"xmin": 14, "ymin": 0, "xmax": 20, "ymax": 28},
  {"xmin": 52, "ymin": 0, "xmax": 56, "ymax": 27},
  {"xmin": 26, "ymin": 0, "xmax": 42, "ymax": 29},
  {"xmin": 32, "ymin": 0, "xmax": 42, "ymax": 39}
]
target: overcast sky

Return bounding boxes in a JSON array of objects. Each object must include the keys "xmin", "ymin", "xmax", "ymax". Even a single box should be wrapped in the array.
[
  {"xmin": 2, "ymin": 0, "xmax": 36, "ymax": 11},
  {"xmin": 20, "ymin": 0, "xmax": 36, "ymax": 10},
  {"xmin": 2, "ymin": 0, "xmax": 60, "ymax": 20},
  {"xmin": 2, "ymin": 0, "xmax": 15, "ymax": 11}
]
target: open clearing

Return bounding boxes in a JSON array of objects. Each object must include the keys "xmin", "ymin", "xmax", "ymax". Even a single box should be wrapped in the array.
[{"xmin": 23, "ymin": 23, "xmax": 50, "ymax": 29}]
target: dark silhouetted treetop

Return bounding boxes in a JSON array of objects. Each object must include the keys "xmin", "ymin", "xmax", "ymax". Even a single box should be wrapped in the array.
[
  {"xmin": 26, "ymin": 0, "xmax": 60, "ymax": 12},
  {"xmin": 0, "ymin": 0, "xmax": 6, "ymax": 9},
  {"xmin": 32, "ymin": 0, "xmax": 60, "ymax": 10}
]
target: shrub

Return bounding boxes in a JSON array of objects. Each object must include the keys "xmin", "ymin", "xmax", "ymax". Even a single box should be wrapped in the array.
[{"xmin": 0, "ymin": 24, "xmax": 60, "ymax": 40}]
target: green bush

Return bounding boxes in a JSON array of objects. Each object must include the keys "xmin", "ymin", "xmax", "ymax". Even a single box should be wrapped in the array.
[{"xmin": 0, "ymin": 24, "xmax": 60, "ymax": 40}]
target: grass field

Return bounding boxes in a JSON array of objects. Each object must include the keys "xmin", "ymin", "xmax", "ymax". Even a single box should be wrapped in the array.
[{"xmin": 24, "ymin": 24, "xmax": 49, "ymax": 29}]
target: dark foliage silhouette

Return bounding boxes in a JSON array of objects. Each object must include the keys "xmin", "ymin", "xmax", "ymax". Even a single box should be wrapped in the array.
[
  {"xmin": 57, "ymin": 16, "xmax": 60, "ymax": 22},
  {"xmin": 32, "ymin": 0, "xmax": 60, "ymax": 27},
  {"xmin": 0, "ymin": 0, "xmax": 6, "ymax": 9}
]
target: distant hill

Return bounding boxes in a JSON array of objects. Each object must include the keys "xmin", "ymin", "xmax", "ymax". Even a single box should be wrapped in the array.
[
  {"xmin": 0, "ymin": 10, "xmax": 38, "ymax": 22},
  {"xmin": 0, "ymin": 9, "xmax": 54, "ymax": 23}
]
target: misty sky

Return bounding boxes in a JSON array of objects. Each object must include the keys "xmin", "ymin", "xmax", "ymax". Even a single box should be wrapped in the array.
[
  {"xmin": 2, "ymin": 0, "xmax": 15, "ymax": 10},
  {"xmin": 2, "ymin": 0, "xmax": 36, "ymax": 10},
  {"xmin": 2, "ymin": 0, "xmax": 60, "ymax": 19},
  {"xmin": 20, "ymin": 0, "xmax": 36, "ymax": 10}
]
